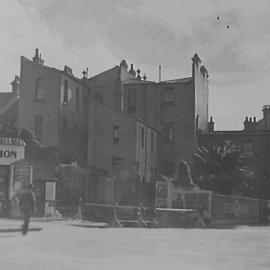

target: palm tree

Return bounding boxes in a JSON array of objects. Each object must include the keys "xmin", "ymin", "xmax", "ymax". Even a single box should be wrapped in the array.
[{"xmin": 192, "ymin": 142, "xmax": 255, "ymax": 195}]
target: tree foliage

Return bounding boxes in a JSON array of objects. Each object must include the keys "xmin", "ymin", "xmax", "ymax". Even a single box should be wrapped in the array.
[{"xmin": 192, "ymin": 142, "xmax": 255, "ymax": 195}]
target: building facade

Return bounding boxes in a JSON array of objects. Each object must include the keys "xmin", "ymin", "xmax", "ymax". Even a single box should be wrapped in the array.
[
  {"xmin": 6, "ymin": 49, "xmax": 210, "ymax": 205},
  {"xmin": 18, "ymin": 49, "xmax": 89, "ymax": 166}
]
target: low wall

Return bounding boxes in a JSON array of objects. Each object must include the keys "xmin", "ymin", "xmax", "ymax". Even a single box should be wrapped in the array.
[
  {"xmin": 182, "ymin": 192, "xmax": 260, "ymax": 225},
  {"xmin": 211, "ymin": 194, "xmax": 260, "ymax": 225}
]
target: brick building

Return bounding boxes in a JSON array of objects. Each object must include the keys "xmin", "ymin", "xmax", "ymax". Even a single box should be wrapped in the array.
[
  {"xmin": 86, "ymin": 53, "xmax": 209, "ymax": 178},
  {"xmin": 18, "ymin": 49, "xmax": 89, "ymax": 166},
  {"xmin": 6, "ymin": 49, "xmax": 210, "ymax": 205}
]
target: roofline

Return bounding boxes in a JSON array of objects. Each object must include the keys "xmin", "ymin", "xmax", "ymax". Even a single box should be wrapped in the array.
[
  {"xmin": 21, "ymin": 56, "xmax": 84, "ymax": 86},
  {"xmin": 200, "ymin": 130, "xmax": 270, "ymax": 136},
  {"xmin": 87, "ymin": 66, "xmax": 119, "ymax": 81},
  {"xmin": 88, "ymin": 97, "xmax": 158, "ymax": 132},
  {"xmin": 161, "ymin": 77, "xmax": 192, "ymax": 84}
]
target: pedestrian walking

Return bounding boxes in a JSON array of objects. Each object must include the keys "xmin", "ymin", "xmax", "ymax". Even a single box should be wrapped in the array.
[{"xmin": 19, "ymin": 184, "xmax": 36, "ymax": 235}]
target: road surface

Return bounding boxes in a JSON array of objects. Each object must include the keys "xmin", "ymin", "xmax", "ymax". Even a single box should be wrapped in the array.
[{"xmin": 1, "ymin": 220, "xmax": 270, "ymax": 270}]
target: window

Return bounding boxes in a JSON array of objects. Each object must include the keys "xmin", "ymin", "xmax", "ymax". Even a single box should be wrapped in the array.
[
  {"xmin": 34, "ymin": 114, "xmax": 43, "ymax": 142},
  {"xmin": 113, "ymin": 125, "xmax": 119, "ymax": 144},
  {"xmin": 150, "ymin": 166, "xmax": 155, "ymax": 183},
  {"xmin": 95, "ymin": 93, "xmax": 103, "ymax": 103},
  {"xmin": 64, "ymin": 80, "xmax": 69, "ymax": 104},
  {"xmin": 76, "ymin": 88, "xmax": 80, "ymax": 111},
  {"xmin": 243, "ymin": 142, "xmax": 253, "ymax": 155},
  {"xmin": 35, "ymin": 77, "xmax": 44, "ymax": 101},
  {"xmin": 128, "ymin": 88, "xmax": 136, "ymax": 113},
  {"xmin": 150, "ymin": 132, "xmax": 154, "ymax": 152},
  {"xmin": 163, "ymin": 123, "xmax": 174, "ymax": 143},
  {"xmin": 62, "ymin": 118, "xmax": 67, "ymax": 134},
  {"xmin": 163, "ymin": 163, "xmax": 174, "ymax": 176},
  {"xmin": 141, "ymin": 126, "xmax": 145, "ymax": 148},
  {"xmin": 164, "ymin": 87, "xmax": 175, "ymax": 105}
]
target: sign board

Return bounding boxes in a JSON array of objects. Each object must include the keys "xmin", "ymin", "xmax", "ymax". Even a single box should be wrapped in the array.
[
  {"xmin": 0, "ymin": 145, "xmax": 25, "ymax": 165},
  {"xmin": 12, "ymin": 164, "xmax": 32, "ymax": 196},
  {"xmin": 45, "ymin": 182, "xmax": 56, "ymax": 201}
]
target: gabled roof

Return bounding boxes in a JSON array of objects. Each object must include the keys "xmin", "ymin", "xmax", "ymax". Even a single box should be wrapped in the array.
[{"xmin": 87, "ymin": 66, "xmax": 119, "ymax": 81}]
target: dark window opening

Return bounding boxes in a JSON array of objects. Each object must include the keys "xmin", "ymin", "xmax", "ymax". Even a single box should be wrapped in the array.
[
  {"xmin": 163, "ymin": 123, "xmax": 174, "ymax": 143},
  {"xmin": 35, "ymin": 77, "xmax": 44, "ymax": 101},
  {"xmin": 128, "ymin": 88, "xmax": 136, "ymax": 113},
  {"xmin": 150, "ymin": 132, "xmax": 154, "ymax": 152},
  {"xmin": 34, "ymin": 114, "xmax": 43, "ymax": 142},
  {"xmin": 113, "ymin": 125, "xmax": 119, "ymax": 144},
  {"xmin": 76, "ymin": 88, "xmax": 80, "ymax": 111},
  {"xmin": 64, "ymin": 80, "xmax": 69, "ymax": 104},
  {"xmin": 164, "ymin": 87, "xmax": 175, "ymax": 105},
  {"xmin": 163, "ymin": 163, "xmax": 174, "ymax": 176},
  {"xmin": 62, "ymin": 118, "xmax": 67, "ymax": 134},
  {"xmin": 0, "ymin": 165, "xmax": 9, "ymax": 199},
  {"xmin": 95, "ymin": 93, "xmax": 103, "ymax": 103},
  {"xmin": 141, "ymin": 126, "xmax": 145, "ymax": 148}
]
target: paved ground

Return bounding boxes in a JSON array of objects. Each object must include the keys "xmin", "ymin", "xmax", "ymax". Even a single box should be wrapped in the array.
[{"xmin": 1, "ymin": 220, "xmax": 270, "ymax": 270}]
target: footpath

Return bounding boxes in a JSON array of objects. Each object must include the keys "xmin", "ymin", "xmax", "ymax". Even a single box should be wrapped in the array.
[
  {"xmin": 0, "ymin": 218, "xmax": 43, "ymax": 233},
  {"xmin": 0, "ymin": 217, "xmax": 108, "ymax": 233}
]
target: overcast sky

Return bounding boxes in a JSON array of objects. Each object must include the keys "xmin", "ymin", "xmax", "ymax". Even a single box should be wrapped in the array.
[{"xmin": 1, "ymin": 0, "xmax": 270, "ymax": 130}]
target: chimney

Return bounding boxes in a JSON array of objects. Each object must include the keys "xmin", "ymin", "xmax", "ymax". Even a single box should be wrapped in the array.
[
  {"xmin": 192, "ymin": 53, "xmax": 201, "ymax": 66},
  {"xmin": 143, "ymin": 74, "xmax": 147, "ymax": 81},
  {"xmin": 11, "ymin": 75, "xmax": 20, "ymax": 95},
  {"xmin": 244, "ymin": 116, "xmax": 257, "ymax": 132},
  {"xmin": 129, "ymin": 64, "xmax": 136, "ymax": 77},
  {"xmin": 200, "ymin": 65, "xmax": 209, "ymax": 78},
  {"xmin": 120, "ymin": 59, "xmax": 128, "ymax": 70},
  {"xmin": 262, "ymin": 105, "xmax": 270, "ymax": 131},
  {"xmin": 32, "ymin": 48, "xmax": 44, "ymax": 65},
  {"xmin": 192, "ymin": 53, "xmax": 201, "ymax": 80},
  {"xmin": 207, "ymin": 117, "xmax": 214, "ymax": 133},
  {"xmin": 159, "ymin": 65, "xmax": 161, "ymax": 83},
  {"xmin": 64, "ymin": 65, "xmax": 73, "ymax": 76}
]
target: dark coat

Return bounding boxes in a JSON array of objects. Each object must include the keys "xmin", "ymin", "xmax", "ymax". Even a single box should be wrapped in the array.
[{"xmin": 19, "ymin": 190, "xmax": 35, "ymax": 212}]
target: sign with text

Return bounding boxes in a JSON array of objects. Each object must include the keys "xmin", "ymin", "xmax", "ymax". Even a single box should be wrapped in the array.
[{"xmin": 0, "ymin": 145, "xmax": 25, "ymax": 165}]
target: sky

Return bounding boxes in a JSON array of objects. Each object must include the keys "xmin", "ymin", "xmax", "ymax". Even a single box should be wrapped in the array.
[{"xmin": 0, "ymin": 0, "xmax": 270, "ymax": 130}]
